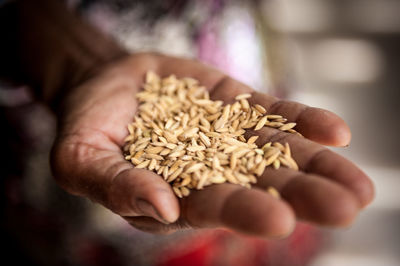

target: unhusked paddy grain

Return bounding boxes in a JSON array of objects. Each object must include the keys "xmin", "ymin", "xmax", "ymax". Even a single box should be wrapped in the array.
[{"xmin": 124, "ymin": 71, "xmax": 301, "ymax": 198}]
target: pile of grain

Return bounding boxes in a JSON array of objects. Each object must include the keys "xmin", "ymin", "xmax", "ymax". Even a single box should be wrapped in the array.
[{"xmin": 123, "ymin": 72, "xmax": 300, "ymax": 198}]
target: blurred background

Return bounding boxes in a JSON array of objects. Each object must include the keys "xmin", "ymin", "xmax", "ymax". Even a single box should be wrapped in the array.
[{"xmin": 1, "ymin": 0, "xmax": 400, "ymax": 265}]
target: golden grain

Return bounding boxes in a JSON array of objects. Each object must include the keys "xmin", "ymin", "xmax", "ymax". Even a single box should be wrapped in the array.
[
  {"xmin": 144, "ymin": 154, "xmax": 164, "ymax": 160},
  {"xmin": 235, "ymin": 93, "xmax": 252, "ymax": 100},
  {"xmin": 148, "ymin": 159, "xmax": 157, "ymax": 170},
  {"xmin": 267, "ymin": 187, "xmax": 280, "ymax": 199},
  {"xmin": 273, "ymin": 159, "xmax": 280, "ymax": 169},
  {"xmin": 136, "ymin": 160, "xmax": 151, "ymax": 169},
  {"xmin": 254, "ymin": 104, "xmax": 267, "ymax": 114},
  {"xmin": 180, "ymin": 186, "xmax": 190, "ymax": 197},
  {"xmin": 255, "ymin": 116, "xmax": 268, "ymax": 131},
  {"xmin": 173, "ymin": 186, "xmax": 183, "ymax": 198},
  {"xmin": 279, "ymin": 122, "xmax": 297, "ymax": 131},
  {"xmin": 247, "ymin": 136, "xmax": 259, "ymax": 145},
  {"xmin": 124, "ymin": 72, "xmax": 300, "ymax": 197},
  {"xmin": 167, "ymin": 167, "xmax": 183, "ymax": 182},
  {"xmin": 185, "ymin": 163, "xmax": 204, "ymax": 173},
  {"xmin": 265, "ymin": 151, "xmax": 281, "ymax": 166}
]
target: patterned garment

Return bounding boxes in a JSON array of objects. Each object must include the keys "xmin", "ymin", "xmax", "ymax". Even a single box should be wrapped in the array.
[{"xmin": 1, "ymin": 1, "xmax": 322, "ymax": 265}]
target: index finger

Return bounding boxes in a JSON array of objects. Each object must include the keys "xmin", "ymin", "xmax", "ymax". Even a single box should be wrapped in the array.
[{"xmin": 208, "ymin": 77, "xmax": 351, "ymax": 147}]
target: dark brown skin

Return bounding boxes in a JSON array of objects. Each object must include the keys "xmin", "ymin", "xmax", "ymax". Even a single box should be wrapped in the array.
[{"xmin": 51, "ymin": 53, "xmax": 375, "ymax": 237}]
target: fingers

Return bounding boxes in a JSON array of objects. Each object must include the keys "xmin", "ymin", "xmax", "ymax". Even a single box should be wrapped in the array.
[
  {"xmin": 255, "ymin": 168, "xmax": 359, "ymax": 227},
  {"xmin": 123, "ymin": 184, "xmax": 296, "ymax": 237},
  {"xmin": 180, "ymin": 184, "xmax": 295, "ymax": 238},
  {"xmin": 245, "ymin": 129, "xmax": 375, "ymax": 207},
  {"xmin": 209, "ymin": 77, "xmax": 351, "ymax": 147},
  {"xmin": 249, "ymin": 93, "xmax": 351, "ymax": 147},
  {"xmin": 127, "ymin": 54, "xmax": 351, "ymax": 146},
  {"xmin": 304, "ymin": 148, "xmax": 375, "ymax": 208}
]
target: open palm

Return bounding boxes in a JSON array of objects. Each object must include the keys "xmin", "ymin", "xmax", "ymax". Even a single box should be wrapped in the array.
[{"xmin": 51, "ymin": 53, "xmax": 374, "ymax": 237}]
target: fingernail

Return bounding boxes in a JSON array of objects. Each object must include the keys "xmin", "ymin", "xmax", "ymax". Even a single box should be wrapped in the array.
[{"xmin": 136, "ymin": 199, "xmax": 170, "ymax": 224}]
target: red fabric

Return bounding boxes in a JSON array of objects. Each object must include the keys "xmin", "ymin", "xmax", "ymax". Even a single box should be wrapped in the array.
[{"xmin": 157, "ymin": 224, "xmax": 322, "ymax": 266}]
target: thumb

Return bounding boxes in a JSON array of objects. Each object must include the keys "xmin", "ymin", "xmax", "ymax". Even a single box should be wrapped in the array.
[
  {"xmin": 108, "ymin": 168, "xmax": 180, "ymax": 224},
  {"xmin": 51, "ymin": 139, "xmax": 180, "ymax": 224}
]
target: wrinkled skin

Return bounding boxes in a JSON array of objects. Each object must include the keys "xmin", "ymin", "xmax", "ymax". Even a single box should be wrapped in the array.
[{"xmin": 51, "ymin": 53, "xmax": 374, "ymax": 238}]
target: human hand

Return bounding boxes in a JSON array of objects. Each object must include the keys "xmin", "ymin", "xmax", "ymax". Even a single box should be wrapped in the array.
[{"xmin": 51, "ymin": 53, "xmax": 374, "ymax": 237}]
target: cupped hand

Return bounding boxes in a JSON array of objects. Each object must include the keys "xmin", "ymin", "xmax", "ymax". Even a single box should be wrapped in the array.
[{"xmin": 51, "ymin": 53, "xmax": 374, "ymax": 237}]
